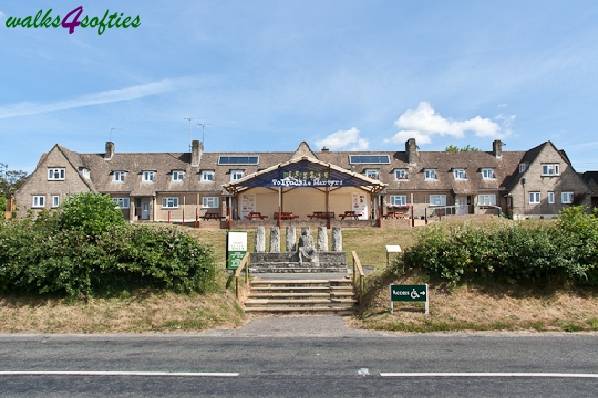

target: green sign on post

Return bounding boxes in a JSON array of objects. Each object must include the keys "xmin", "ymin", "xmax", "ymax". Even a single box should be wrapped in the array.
[
  {"xmin": 226, "ymin": 231, "xmax": 248, "ymax": 271},
  {"xmin": 390, "ymin": 284, "xmax": 429, "ymax": 314}
]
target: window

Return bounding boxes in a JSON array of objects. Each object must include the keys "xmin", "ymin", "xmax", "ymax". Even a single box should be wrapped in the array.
[
  {"xmin": 113, "ymin": 170, "xmax": 126, "ymax": 183},
  {"xmin": 202, "ymin": 196, "xmax": 219, "ymax": 208},
  {"xmin": 79, "ymin": 168, "xmax": 90, "ymax": 179},
  {"xmin": 230, "ymin": 169, "xmax": 245, "ymax": 181},
  {"xmin": 48, "ymin": 168, "xmax": 65, "ymax": 180},
  {"xmin": 172, "ymin": 170, "xmax": 185, "ymax": 182},
  {"xmin": 51, "ymin": 195, "xmax": 60, "ymax": 208},
  {"xmin": 519, "ymin": 163, "xmax": 527, "ymax": 173},
  {"xmin": 453, "ymin": 169, "xmax": 467, "ymax": 180},
  {"xmin": 424, "ymin": 169, "xmax": 438, "ymax": 180},
  {"xmin": 32, "ymin": 196, "xmax": 45, "ymax": 208},
  {"xmin": 112, "ymin": 197, "xmax": 130, "ymax": 209},
  {"xmin": 390, "ymin": 195, "xmax": 407, "ymax": 207},
  {"xmin": 364, "ymin": 169, "xmax": 380, "ymax": 179},
  {"xmin": 529, "ymin": 191, "xmax": 540, "ymax": 204},
  {"xmin": 142, "ymin": 170, "xmax": 156, "ymax": 182},
  {"xmin": 542, "ymin": 164, "xmax": 560, "ymax": 176},
  {"xmin": 349, "ymin": 155, "xmax": 391, "ymax": 165},
  {"xmin": 394, "ymin": 169, "xmax": 408, "ymax": 180},
  {"xmin": 218, "ymin": 156, "xmax": 259, "ymax": 165},
  {"xmin": 561, "ymin": 191, "xmax": 574, "ymax": 204},
  {"xmin": 200, "ymin": 170, "xmax": 215, "ymax": 182},
  {"xmin": 548, "ymin": 191, "xmax": 555, "ymax": 204},
  {"xmin": 162, "ymin": 197, "xmax": 179, "ymax": 209},
  {"xmin": 481, "ymin": 168, "xmax": 496, "ymax": 179},
  {"xmin": 429, "ymin": 195, "xmax": 446, "ymax": 207},
  {"xmin": 477, "ymin": 194, "xmax": 496, "ymax": 206}
]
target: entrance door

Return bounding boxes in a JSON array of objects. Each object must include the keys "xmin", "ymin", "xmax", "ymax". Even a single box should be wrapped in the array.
[
  {"xmin": 455, "ymin": 196, "xmax": 467, "ymax": 215},
  {"xmin": 141, "ymin": 200, "xmax": 150, "ymax": 220},
  {"xmin": 352, "ymin": 193, "xmax": 369, "ymax": 220}
]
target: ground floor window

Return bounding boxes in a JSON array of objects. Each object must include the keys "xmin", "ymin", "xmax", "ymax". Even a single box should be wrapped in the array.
[
  {"xmin": 561, "ymin": 191, "xmax": 574, "ymax": 204},
  {"xmin": 529, "ymin": 191, "xmax": 540, "ymax": 204},
  {"xmin": 547, "ymin": 191, "xmax": 555, "ymax": 204},
  {"xmin": 202, "ymin": 196, "xmax": 219, "ymax": 208},
  {"xmin": 429, "ymin": 195, "xmax": 446, "ymax": 207},
  {"xmin": 112, "ymin": 197, "xmax": 130, "ymax": 209},
  {"xmin": 51, "ymin": 195, "xmax": 60, "ymax": 208},
  {"xmin": 390, "ymin": 195, "xmax": 407, "ymax": 206},
  {"xmin": 476, "ymin": 194, "xmax": 496, "ymax": 206},
  {"xmin": 32, "ymin": 195, "xmax": 45, "ymax": 208},
  {"xmin": 162, "ymin": 197, "xmax": 179, "ymax": 209}
]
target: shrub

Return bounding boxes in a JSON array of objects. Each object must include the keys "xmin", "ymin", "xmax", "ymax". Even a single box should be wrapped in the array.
[
  {"xmin": 60, "ymin": 192, "xmax": 125, "ymax": 236},
  {"xmin": 0, "ymin": 195, "xmax": 6, "ymax": 212}
]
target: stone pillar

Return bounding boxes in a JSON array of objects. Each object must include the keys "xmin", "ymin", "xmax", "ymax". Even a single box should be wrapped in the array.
[
  {"xmin": 317, "ymin": 226, "xmax": 329, "ymax": 251},
  {"xmin": 299, "ymin": 227, "xmax": 313, "ymax": 250},
  {"xmin": 332, "ymin": 227, "xmax": 342, "ymax": 252},
  {"xmin": 286, "ymin": 226, "xmax": 297, "ymax": 252},
  {"xmin": 256, "ymin": 226, "xmax": 266, "ymax": 252},
  {"xmin": 270, "ymin": 227, "xmax": 280, "ymax": 253}
]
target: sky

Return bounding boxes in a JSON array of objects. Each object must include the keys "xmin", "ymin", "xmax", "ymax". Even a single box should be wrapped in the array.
[{"xmin": 1, "ymin": 1, "xmax": 598, "ymax": 172}]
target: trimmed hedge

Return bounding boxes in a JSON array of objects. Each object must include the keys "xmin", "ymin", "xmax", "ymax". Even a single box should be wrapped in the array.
[
  {"xmin": 0, "ymin": 193, "xmax": 216, "ymax": 297},
  {"xmin": 402, "ymin": 207, "xmax": 598, "ymax": 286}
]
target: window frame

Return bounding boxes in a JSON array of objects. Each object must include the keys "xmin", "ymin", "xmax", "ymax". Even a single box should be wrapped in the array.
[
  {"xmin": 162, "ymin": 197, "xmax": 179, "ymax": 209},
  {"xmin": 542, "ymin": 164, "xmax": 560, "ymax": 176},
  {"xmin": 32, "ymin": 195, "xmax": 45, "ymax": 208},
  {"xmin": 112, "ymin": 197, "xmax": 130, "ymax": 209},
  {"xmin": 528, "ymin": 191, "xmax": 541, "ymax": 204},
  {"xmin": 519, "ymin": 163, "xmax": 527, "ymax": 173},
  {"xmin": 547, "ymin": 191, "xmax": 555, "ymax": 204},
  {"xmin": 51, "ymin": 195, "xmax": 60, "ymax": 208},
  {"xmin": 390, "ymin": 195, "xmax": 407, "ymax": 207},
  {"xmin": 453, "ymin": 168, "xmax": 467, "ymax": 180},
  {"xmin": 393, "ymin": 168, "xmax": 409, "ymax": 180},
  {"xmin": 429, "ymin": 194, "xmax": 446, "ymax": 207},
  {"xmin": 217, "ymin": 156, "xmax": 259, "ymax": 166},
  {"xmin": 47, "ymin": 168, "xmax": 65, "ymax": 181},
  {"xmin": 202, "ymin": 196, "xmax": 219, "ymax": 209},
  {"xmin": 364, "ymin": 169, "xmax": 380, "ymax": 179},
  {"xmin": 200, "ymin": 170, "xmax": 215, "ymax": 182},
  {"xmin": 172, "ymin": 170, "xmax": 185, "ymax": 182},
  {"xmin": 113, "ymin": 170, "xmax": 126, "ymax": 183},
  {"xmin": 481, "ymin": 168, "xmax": 496, "ymax": 180},
  {"xmin": 229, "ymin": 169, "xmax": 245, "ymax": 181},
  {"xmin": 424, "ymin": 169, "xmax": 438, "ymax": 181},
  {"xmin": 477, "ymin": 194, "xmax": 496, "ymax": 207},
  {"xmin": 142, "ymin": 170, "xmax": 156, "ymax": 182},
  {"xmin": 560, "ymin": 191, "xmax": 574, "ymax": 204},
  {"xmin": 348, "ymin": 155, "xmax": 391, "ymax": 165}
]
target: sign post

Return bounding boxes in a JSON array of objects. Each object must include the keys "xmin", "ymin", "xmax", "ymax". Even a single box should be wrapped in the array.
[
  {"xmin": 390, "ymin": 284, "xmax": 429, "ymax": 315},
  {"xmin": 226, "ymin": 231, "xmax": 248, "ymax": 271}
]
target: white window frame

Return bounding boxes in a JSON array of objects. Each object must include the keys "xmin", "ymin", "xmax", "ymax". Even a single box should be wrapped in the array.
[
  {"xmin": 47, "ymin": 168, "xmax": 65, "ymax": 181},
  {"xmin": 547, "ymin": 191, "xmax": 555, "ymax": 204},
  {"xmin": 172, "ymin": 170, "xmax": 185, "ymax": 182},
  {"xmin": 542, "ymin": 164, "xmax": 560, "ymax": 176},
  {"xmin": 390, "ymin": 195, "xmax": 407, "ymax": 207},
  {"xmin": 142, "ymin": 170, "xmax": 156, "ymax": 182},
  {"xmin": 364, "ymin": 169, "xmax": 380, "ymax": 179},
  {"xmin": 424, "ymin": 169, "xmax": 438, "ymax": 181},
  {"xmin": 112, "ymin": 197, "xmax": 130, "ymax": 209},
  {"xmin": 394, "ymin": 169, "xmax": 408, "ymax": 180},
  {"xmin": 51, "ymin": 195, "xmax": 60, "ymax": 208},
  {"xmin": 481, "ymin": 168, "xmax": 496, "ymax": 180},
  {"xmin": 202, "ymin": 196, "xmax": 219, "ymax": 209},
  {"xmin": 429, "ymin": 195, "xmax": 446, "ymax": 207},
  {"xmin": 453, "ymin": 169, "xmax": 467, "ymax": 180},
  {"xmin": 79, "ymin": 168, "xmax": 90, "ymax": 179},
  {"xmin": 162, "ymin": 197, "xmax": 179, "ymax": 209},
  {"xmin": 200, "ymin": 170, "xmax": 215, "ymax": 182},
  {"xmin": 113, "ymin": 170, "xmax": 126, "ymax": 183},
  {"xmin": 32, "ymin": 195, "xmax": 45, "ymax": 208},
  {"xmin": 230, "ymin": 169, "xmax": 245, "ymax": 181},
  {"xmin": 519, "ymin": 163, "xmax": 527, "ymax": 173},
  {"xmin": 561, "ymin": 191, "xmax": 574, "ymax": 204},
  {"xmin": 529, "ymin": 191, "xmax": 540, "ymax": 204},
  {"xmin": 477, "ymin": 194, "xmax": 496, "ymax": 207}
]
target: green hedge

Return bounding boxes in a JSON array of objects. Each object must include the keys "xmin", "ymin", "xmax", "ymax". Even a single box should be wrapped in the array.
[
  {"xmin": 0, "ymin": 193, "xmax": 216, "ymax": 297},
  {"xmin": 402, "ymin": 207, "xmax": 598, "ymax": 286}
]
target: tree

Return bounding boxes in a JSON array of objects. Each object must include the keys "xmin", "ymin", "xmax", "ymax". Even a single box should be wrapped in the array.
[
  {"xmin": 444, "ymin": 145, "xmax": 481, "ymax": 153},
  {"xmin": 0, "ymin": 163, "xmax": 28, "ymax": 196},
  {"xmin": 59, "ymin": 192, "xmax": 125, "ymax": 236}
]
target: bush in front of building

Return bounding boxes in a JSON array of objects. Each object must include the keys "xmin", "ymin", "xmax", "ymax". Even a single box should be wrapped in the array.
[
  {"xmin": 402, "ymin": 207, "xmax": 598, "ymax": 287},
  {"xmin": 59, "ymin": 192, "xmax": 126, "ymax": 236},
  {"xmin": 0, "ymin": 194, "xmax": 216, "ymax": 298}
]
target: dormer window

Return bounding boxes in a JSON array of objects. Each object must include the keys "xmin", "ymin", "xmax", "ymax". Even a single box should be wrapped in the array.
[
  {"xmin": 113, "ymin": 170, "xmax": 126, "ymax": 183},
  {"xmin": 519, "ymin": 163, "xmax": 527, "ymax": 173},
  {"xmin": 453, "ymin": 169, "xmax": 467, "ymax": 180},
  {"xmin": 542, "ymin": 164, "xmax": 560, "ymax": 176},
  {"xmin": 172, "ymin": 170, "xmax": 185, "ymax": 182},
  {"xmin": 394, "ymin": 168, "xmax": 408, "ymax": 180},
  {"xmin": 48, "ymin": 168, "xmax": 65, "ymax": 181},
  {"xmin": 424, "ymin": 169, "xmax": 437, "ymax": 180},
  {"xmin": 230, "ymin": 169, "xmax": 245, "ymax": 181},
  {"xmin": 481, "ymin": 168, "xmax": 496, "ymax": 180},
  {"xmin": 364, "ymin": 169, "xmax": 380, "ymax": 179},
  {"xmin": 79, "ymin": 168, "xmax": 90, "ymax": 179},
  {"xmin": 200, "ymin": 170, "xmax": 215, "ymax": 182},
  {"xmin": 143, "ymin": 170, "xmax": 156, "ymax": 182}
]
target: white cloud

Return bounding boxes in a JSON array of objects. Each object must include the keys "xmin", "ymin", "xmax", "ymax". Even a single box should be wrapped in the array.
[
  {"xmin": 316, "ymin": 127, "xmax": 369, "ymax": 150},
  {"xmin": 0, "ymin": 77, "xmax": 191, "ymax": 119},
  {"xmin": 385, "ymin": 101, "xmax": 511, "ymax": 145}
]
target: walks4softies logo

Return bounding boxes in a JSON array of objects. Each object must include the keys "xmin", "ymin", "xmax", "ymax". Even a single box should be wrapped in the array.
[{"xmin": 4, "ymin": 6, "xmax": 141, "ymax": 35}]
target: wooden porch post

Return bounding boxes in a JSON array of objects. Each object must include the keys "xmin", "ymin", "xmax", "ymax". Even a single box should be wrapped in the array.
[
  {"xmin": 377, "ymin": 191, "xmax": 382, "ymax": 228},
  {"xmin": 410, "ymin": 192, "xmax": 415, "ymax": 228},
  {"xmin": 326, "ymin": 186, "xmax": 330, "ymax": 229},
  {"xmin": 278, "ymin": 188, "xmax": 282, "ymax": 227}
]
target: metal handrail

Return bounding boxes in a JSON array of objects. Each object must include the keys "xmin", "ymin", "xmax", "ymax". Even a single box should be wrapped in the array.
[
  {"xmin": 351, "ymin": 251, "xmax": 365, "ymax": 302},
  {"xmin": 234, "ymin": 252, "xmax": 250, "ymax": 300}
]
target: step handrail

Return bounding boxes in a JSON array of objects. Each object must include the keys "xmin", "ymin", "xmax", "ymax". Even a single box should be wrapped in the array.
[
  {"xmin": 351, "ymin": 251, "xmax": 365, "ymax": 302},
  {"xmin": 234, "ymin": 252, "xmax": 250, "ymax": 300}
]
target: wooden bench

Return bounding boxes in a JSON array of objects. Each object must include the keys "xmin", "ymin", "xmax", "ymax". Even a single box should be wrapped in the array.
[
  {"xmin": 245, "ymin": 211, "xmax": 268, "ymax": 220},
  {"xmin": 274, "ymin": 211, "xmax": 299, "ymax": 220},
  {"xmin": 339, "ymin": 210, "xmax": 362, "ymax": 220},
  {"xmin": 201, "ymin": 212, "xmax": 225, "ymax": 220}
]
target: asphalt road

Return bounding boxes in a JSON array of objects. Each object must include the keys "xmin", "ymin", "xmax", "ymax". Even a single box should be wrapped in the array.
[{"xmin": 0, "ymin": 331, "xmax": 597, "ymax": 397}]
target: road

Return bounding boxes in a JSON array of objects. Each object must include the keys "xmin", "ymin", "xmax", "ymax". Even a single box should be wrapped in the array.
[{"xmin": 0, "ymin": 317, "xmax": 597, "ymax": 397}]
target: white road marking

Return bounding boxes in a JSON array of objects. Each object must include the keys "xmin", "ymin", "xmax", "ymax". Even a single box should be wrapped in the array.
[
  {"xmin": 380, "ymin": 373, "xmax": 598, "ymax": 378},
  {"xmin": 0, "ymin": 370, "xmax": 239, "ymax": 377}
]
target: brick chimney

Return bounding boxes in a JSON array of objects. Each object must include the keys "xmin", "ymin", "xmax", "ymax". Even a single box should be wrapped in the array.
[
  {"xmin": 405, "ymin": 138, "xmax": 417, "ymax": 164},
  {"xmin": 493, "ymin": 139, "xmax": 503, "ymax": 158},
  {"xmin": 192, "ymin": 139, "xmax": 203, "ymax": 167},
  {"xmin": 104, "ymin": 142, "xmax": 114, "ymax": 160}
]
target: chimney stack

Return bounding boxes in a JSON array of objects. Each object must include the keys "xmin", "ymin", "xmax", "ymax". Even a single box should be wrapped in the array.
[
  {"xmin": 192, "ymin": 139, "xmax": 203, "ymax": 167},
  {"xmin": 104, "ymin": 142, "xmax": 114, "ymax": 160},
  {"xmin": 493, "ymin": 139, "xmax": 503, "ymax": 158},
  {"xmin": 405, "ymin": 138, "xmax": 417, "ymax": 164}
]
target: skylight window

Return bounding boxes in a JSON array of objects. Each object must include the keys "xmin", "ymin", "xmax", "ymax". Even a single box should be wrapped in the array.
[
  {"xmin": 349, "ymin": 155, "xmax": 391, "ymax": 165},
  {"xmin": 218, "ymin": 156, "xmax": 259, "ymax": 165}
]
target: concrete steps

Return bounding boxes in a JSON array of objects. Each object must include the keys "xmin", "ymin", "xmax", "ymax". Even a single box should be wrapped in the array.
[
  {"xmin": 245, "ymin": 278, "xmax": 356, "ymax": 314},
  {"xmin": 249, "ymin": 263, "xmax": 347, "ymax": 273}
]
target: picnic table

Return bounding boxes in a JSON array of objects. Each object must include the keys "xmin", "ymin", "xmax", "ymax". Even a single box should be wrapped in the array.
[
  {"xmin": 274, "ymin": 211, "xmax": 299, "ymax": 220},
  {"xmin": 383, "ymin": 209, "xmax": 409, "ymax": 219},
  {"xmin": 308, "ymin": 211, "xmax": 335, "ymax": 220},
  {"xmin": 245, "ymin": 211, "xmax": 268, "ymax": 220},
  {"xmin": 339, "ymin": 210, "xmax": 362, "ymax": 220},
  {"xmin": 201, "ymin": 212, "xmax": 225, "ymax": 220}
]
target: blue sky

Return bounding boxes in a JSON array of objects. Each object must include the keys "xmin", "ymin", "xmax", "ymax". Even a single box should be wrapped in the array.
[{"xmin": 1, "ymin": 1, "xmax": 598, "ymax": 171}]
